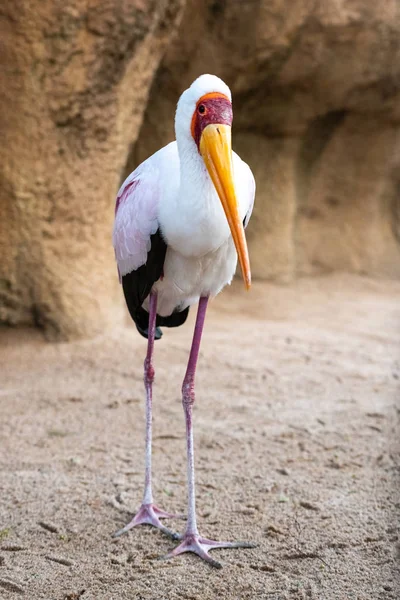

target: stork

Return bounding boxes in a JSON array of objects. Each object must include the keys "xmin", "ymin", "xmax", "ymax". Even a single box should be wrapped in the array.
[{"xmin": 112, "ymin": 74, "xmax": 255, "ymax": 568}]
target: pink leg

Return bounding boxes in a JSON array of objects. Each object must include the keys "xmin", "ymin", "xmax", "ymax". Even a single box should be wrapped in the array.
[
  {"xmin": 163, "ymin": 297, "xmax": 255, "ymax": 568},
  {"xmin": 113, "ymin": 292, "xmax": 182, "ymax": 541}
]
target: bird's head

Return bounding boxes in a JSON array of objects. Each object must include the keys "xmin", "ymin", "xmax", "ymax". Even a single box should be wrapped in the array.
[{"xmin": 175, "ymin": 74, "xmax": 251, "ymax": 290}]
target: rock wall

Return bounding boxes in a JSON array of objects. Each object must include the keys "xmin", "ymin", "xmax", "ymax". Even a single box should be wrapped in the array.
[
  {"xmin": 0, "ymin": 0, "xmax": 185, "ymax": 339},
  {"xmin": 1, "ymin": 0, "xmax": 399, "ymax": 340}
]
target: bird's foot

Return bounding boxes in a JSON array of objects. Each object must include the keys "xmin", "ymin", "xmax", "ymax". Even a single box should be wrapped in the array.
[
  {"xmin": 162, "ymin": 532, "xmax": 256, "ymax": 569},
  {"xmin": 112, "ymin": 503, "xmax": 183, "ymax": 540}
]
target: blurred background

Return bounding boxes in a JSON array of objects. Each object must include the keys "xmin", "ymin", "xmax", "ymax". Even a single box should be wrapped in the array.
[{"xmin": 1, "ymin": 0, "xmax": 399, "ymax": 340}]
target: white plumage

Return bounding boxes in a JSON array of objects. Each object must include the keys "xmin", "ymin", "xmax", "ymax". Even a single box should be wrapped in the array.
[{"xmin": 113, "ymin": 74, "xmax": 255, "ymax": 318}]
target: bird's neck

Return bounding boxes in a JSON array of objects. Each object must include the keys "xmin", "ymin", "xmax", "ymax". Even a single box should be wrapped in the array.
[
  {"xmin": 163, "ymin": 138, "xmax": 230, "ymax": 257},
  {"xmin": 178, "ymin": 140, "xmax": 214, "ymax": 208}
]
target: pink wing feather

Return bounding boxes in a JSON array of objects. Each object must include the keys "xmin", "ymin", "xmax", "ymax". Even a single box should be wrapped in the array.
[{"xmin": 113, "ymin": 161, "xmax": 160, "ymax": 278}]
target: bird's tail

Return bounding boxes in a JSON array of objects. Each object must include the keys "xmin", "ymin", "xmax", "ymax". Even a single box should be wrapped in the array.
[{"xmin": 134, "ymin": 306, "xmax": 190, "ymax": 340}]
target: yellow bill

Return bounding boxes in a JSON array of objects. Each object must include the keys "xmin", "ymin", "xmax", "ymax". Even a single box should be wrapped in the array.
[{"xmin": 199, "ymin": 123, "xmax": 251, "ymax": 290}]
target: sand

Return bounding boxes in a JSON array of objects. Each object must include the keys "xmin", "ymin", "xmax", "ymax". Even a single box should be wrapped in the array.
[{"xmin": 0, "ymin": 275, "xmax": 399, "ymax": 600}]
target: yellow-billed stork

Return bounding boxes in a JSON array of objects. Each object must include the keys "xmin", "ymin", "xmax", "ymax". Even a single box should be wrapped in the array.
[{"xmin": 112, "ymin": 74, "xmax": 255, "ymax": 568}]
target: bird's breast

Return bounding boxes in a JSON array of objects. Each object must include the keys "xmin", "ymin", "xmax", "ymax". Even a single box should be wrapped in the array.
[
  {"xmin": 152, "ymin": 237, "xmax": 237, "ymax": 317},
  {"xmin": 159, "ymin": 182, "xmax": 231, "ymax": 258}
]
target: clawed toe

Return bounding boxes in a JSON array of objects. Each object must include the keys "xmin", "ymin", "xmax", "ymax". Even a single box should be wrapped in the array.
[
  {"xmin": 112, "ymin": 503, "xmax": 182, "ymax": 540},
  {"xmin": 162, "ymin": 533, "xmax": 256, "ymax": 568}
]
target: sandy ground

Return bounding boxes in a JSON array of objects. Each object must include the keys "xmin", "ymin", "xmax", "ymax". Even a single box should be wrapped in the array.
[{"xmin": 0, "ymin": 275, "xmax": 399, "ymax": 600}]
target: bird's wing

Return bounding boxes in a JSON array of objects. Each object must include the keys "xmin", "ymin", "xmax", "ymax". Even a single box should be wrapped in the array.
[
  {"xmin": 233, "ymin": 153, "xmax": 255, "ymax": 229},
  {"xmin": 112, "ymin": 143, "xmax": 186, "ymax": 339},
  {"xmin": 113, "ymin": 160, "xmax": 161, "ymax": 278}
]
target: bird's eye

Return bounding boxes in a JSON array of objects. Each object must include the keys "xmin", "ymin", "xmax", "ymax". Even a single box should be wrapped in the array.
[{"xmin": 198, "ymin": 104, "xmax": 206, "ymax": 114}]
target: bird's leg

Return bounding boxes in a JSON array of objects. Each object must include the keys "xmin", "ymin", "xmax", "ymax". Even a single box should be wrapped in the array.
[
  {"xmin": 163, "ymin": 296, "xmax": 255, "ymax": 568},
  {"xmin": 113, "ymin": 291, "xmax": 181, "ymax": 541}
]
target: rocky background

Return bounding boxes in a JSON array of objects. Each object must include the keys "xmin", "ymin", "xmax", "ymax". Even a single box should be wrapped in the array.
[{"xmin": 1, "ymin": 0, "xmax": 400, "ymax": 340}]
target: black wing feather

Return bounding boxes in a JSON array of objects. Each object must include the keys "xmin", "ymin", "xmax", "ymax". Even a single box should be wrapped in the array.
[{"xmin": 121, "ymin": 229, "xmax": 189, "ymax": 340}]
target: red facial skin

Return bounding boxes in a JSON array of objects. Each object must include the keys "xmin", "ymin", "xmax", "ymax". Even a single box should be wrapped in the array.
[{"xmin": 191, "ymin": 92, "xmax": 233, "ymax": 150}]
